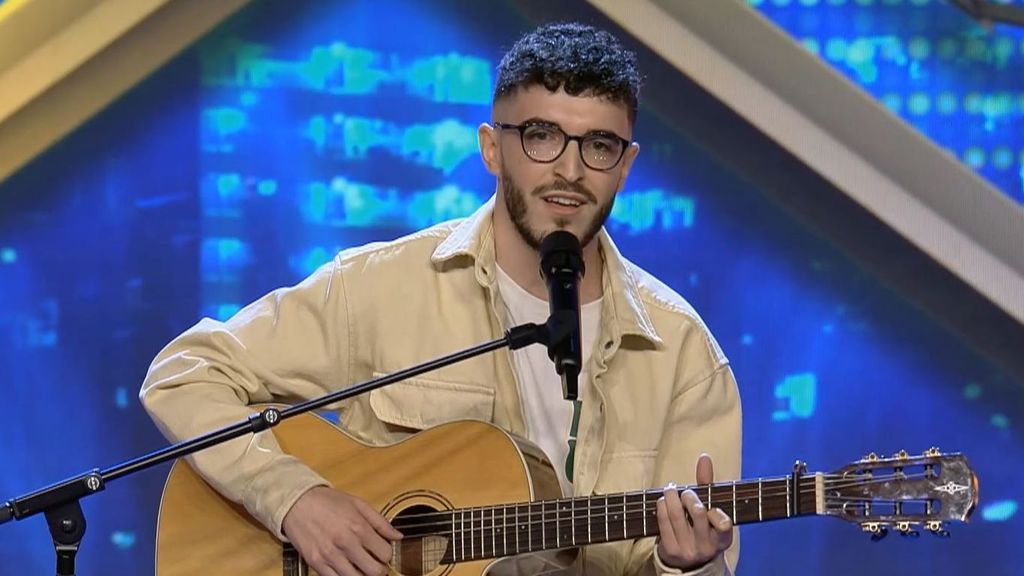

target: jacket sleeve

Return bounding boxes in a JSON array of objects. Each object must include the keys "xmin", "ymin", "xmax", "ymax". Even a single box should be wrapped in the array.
[
  {"xmin": 629, "ymin": 325, "xmax": 743, "ymax": 576},
  {"xmin": 139, "ymin": 256, "xmax": 352, "ymax": 538}
]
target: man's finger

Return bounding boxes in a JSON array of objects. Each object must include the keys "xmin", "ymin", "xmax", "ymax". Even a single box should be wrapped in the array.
[
  {"xmin": 356, "ymin": 498, "xmax": 404, "ymax": 541},
  {"xmin": 695, "ymin": 453, "xmax": 714, "ymax": 486},
  {"xmin": 709, "ymin": 507, "xmax": 733, "ymax": 532}
]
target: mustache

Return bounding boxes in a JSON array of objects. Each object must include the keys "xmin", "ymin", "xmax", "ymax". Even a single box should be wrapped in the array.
[{"xmin": 531, "ymin": 179, "xmax": 597, "ymax": 204}]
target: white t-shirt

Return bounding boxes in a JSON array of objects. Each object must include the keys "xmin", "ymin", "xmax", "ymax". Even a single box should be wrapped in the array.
[{"xmin": 495, "ymin": 265, "xmax": 602, "ymax": 496}]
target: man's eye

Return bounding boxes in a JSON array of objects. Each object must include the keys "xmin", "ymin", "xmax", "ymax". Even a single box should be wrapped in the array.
[
  {"xmin": 524, "ymin": 127, "xmax": 558, "ymax": 141},
  {"xmin": 587, "ymin": 137, "xmax": 617, "ymax": 153}
]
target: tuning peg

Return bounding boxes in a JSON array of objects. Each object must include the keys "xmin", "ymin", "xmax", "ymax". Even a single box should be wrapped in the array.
[
  {"xmin": 924, "ymin": 447, "xmax": 941, "ymax": 457},
  {"xmin": 893, "ymin": 449, "xmax": 909, "ymax": 460},
  {"xmin": 926, "ymin": 520, "xmax": 951, "ymax": 538},
  {"xmin": 896, "ymin": 521, "xmax": 920, "ymax": 538},
  {"xmin": 862, "ymin": 452, "xmax": 879, "ymax": 462},
  {"xmin": 861, "ymin": 522, "xmax": 888, "ymax": 541}
]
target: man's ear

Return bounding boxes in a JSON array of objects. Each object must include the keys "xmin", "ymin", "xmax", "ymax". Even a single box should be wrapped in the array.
[
  {"xmin": 615, "ymin": 142, "xmax": 640, "ymax": 192},
  {"xmin": 478, "ymin": 123, "xmax": 501, "ymax": 176}
]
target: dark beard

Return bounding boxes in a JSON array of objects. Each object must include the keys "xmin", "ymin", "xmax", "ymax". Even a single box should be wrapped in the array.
[{"xmin": 500, "ymin": 170, "xmax": 613, "ymax": 251}]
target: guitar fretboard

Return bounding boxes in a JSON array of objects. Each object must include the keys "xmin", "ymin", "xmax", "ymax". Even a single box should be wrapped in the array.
[{"xmin": 390, "ymin": 475, "xmax": 818, "ymax": 564}]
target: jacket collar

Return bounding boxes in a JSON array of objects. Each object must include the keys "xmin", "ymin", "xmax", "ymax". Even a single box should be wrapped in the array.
[{"xmin": 432, "ymin": 196, "xmax": 662, "ymax": 348}]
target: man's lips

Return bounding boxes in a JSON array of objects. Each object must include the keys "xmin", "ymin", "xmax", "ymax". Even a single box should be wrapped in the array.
[{"xmin": 539, "ymin": 193, "xmax": 588, "ymax": 208}]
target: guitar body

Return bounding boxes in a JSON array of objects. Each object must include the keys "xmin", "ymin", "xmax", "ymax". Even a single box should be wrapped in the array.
[{"xmin": 155, "ymin": 411, "xmax": 562, "ymax": 576}]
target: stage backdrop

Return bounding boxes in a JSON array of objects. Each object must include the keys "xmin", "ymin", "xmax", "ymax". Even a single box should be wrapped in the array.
[{"xmin": 0, "ymin": 0, "xmax": 1020, "ymax": 574}]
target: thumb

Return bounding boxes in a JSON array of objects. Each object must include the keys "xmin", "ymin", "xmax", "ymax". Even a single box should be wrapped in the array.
[{"xmin": 695, "ymin": 453, "xmax": 714, "ymax": 486}]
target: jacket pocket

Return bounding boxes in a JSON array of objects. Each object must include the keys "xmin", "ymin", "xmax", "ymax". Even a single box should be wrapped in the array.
[
  {"xmin": 594, "ymin": 449, "xmax": 658, "ymax": 493},
  {"xmin": 368, "ymin": 372, "xmax": 495, "ymax": 431}
]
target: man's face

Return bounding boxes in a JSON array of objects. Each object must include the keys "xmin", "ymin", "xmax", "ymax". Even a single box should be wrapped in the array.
[{"xmin": 486, "ymin": 86, "xmax": 639, "ymax": 250}]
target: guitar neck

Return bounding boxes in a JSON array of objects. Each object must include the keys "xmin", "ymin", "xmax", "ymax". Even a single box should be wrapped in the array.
[{"xmin": 392, "ymin": 474, "xmax": 821, "ymax": 564}]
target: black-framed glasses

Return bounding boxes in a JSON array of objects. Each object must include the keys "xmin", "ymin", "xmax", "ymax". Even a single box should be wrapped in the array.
[{"xmin": 494, "ymin": 121, "xmax": 631, "ymax": 171}]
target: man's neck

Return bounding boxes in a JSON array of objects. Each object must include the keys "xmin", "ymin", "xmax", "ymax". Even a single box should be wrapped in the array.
[{"xmin": 492, "ymin": 210, "xmax": 604, "ymax": 304}]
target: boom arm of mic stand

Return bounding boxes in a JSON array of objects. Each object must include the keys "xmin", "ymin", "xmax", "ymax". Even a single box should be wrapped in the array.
[{"xmin": 0, "ymin": 322, "xmax": 551, "ymax": 574}]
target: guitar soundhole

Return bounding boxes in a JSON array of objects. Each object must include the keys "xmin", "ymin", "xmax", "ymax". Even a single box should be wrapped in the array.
[{"xmin": 392, "ymin": 504, "xmax": 452, "ymax": 576}]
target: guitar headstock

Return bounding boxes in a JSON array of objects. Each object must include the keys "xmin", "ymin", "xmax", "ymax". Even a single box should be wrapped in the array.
[{"xmin": 822, "ymin": 448, "xmax": 978, "ymax": 540}]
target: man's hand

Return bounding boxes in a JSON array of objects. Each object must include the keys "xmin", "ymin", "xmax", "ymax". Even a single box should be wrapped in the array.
[
  {"xmin": 656, "ymin": 454, "xmax": 733, "ymax": 571},
  {"xmin": 282, "ymin": 486, "xmax": 403, "ymax": 576}
]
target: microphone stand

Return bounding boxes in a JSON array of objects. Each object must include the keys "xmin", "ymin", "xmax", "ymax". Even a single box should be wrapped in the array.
[{"xmin": 0, "ymin": 319, "xmax": 575, "ymax": 576}]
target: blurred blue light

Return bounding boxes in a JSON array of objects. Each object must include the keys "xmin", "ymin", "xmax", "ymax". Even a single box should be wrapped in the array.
[
  {"xmin": 773, "ymin": 373, "xmax": 818, "ymax": 421},
  {"xmin": 963, "ymin": 383, "xmax": 982, "ymax": 399},
  {"xmin": 110, "ymin": 531, "xmax": 136, "ymax": 550},
  {"xmin": 908, "ymin": 93, "xmax": 931, "ymax": 115},
  {"xmin": 610, "ymin": 189, "xmax": 696, "ymax": 234},
  {"xmin": 240, "ymin": 90, "xmax": 259, "ymax": 106},
  {"xmin": 991, "ymin": 413, "xmax": 1010, "ymax": 429},
  {"xmin": 936, "ymin": 93, "xmax": 958, "ymax": 115},
  {"xmin": 257, "ymin": 179, "xmax": 278, "ymax": 196},
  {"xmin": 115, "ymin": 387, "xmax": 129, "ymax": 410},
  {"xmin": 964, "ymin": 147, "xmax": 986, "ymax": 169},
  {"xmin": 1, "ymin": 247, "xmax": 16, "ymax": 264},
  {"xmin": 982, "ymin": 500, "xmax": 1018, "ymax": 522},
  {"xmin": 215, "ymin": 304, "xmax": 242, "ymax": 321},
  {"xmin": 291, "ymin": 247, "xmax": 334, "ymax": 277},
  {"xmin": 993, "ymin": 148, "xmax": 1014, "ymax": 170}
]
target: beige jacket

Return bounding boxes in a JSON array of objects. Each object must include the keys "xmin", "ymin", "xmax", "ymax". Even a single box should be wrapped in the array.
[{"xmin": 141, "ymin": 198, "xmax": 742, "ymax": 575}]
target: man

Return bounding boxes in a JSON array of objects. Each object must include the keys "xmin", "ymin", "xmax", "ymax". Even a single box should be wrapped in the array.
[{"xmin": 142, "ymin": 22, "xmax": 741, "ymax": 576}]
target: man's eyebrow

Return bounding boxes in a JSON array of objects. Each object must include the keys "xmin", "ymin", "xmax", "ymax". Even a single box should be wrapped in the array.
[
  {"xmin": 519, "ymin": 116, "xmax": 559, "ymax": 127},
  {"xmin": 519, "ymin": 117, "xmax": 623, "ymax": 138}
]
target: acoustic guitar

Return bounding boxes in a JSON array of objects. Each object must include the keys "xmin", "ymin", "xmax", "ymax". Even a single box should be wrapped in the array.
[{"xmin": 155, "ymin": 409, "xmax": 978, "ymax": 575}]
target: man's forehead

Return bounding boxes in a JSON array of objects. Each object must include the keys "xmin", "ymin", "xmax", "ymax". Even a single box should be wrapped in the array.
[{"xmin": 494, "ymin": 86, "xmax": 632, "ymax": 134}]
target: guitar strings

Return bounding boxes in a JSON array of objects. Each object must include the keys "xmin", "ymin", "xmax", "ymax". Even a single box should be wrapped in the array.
[
  {"xmin": 391, "ymin": 471, "xmax": 945, "ymax": 535},
  {"xmin": 445, "ymin": 493, "xmax": 941, "ymax": 553},
  {"xmin": 392, "ymin": 470, "xmax": 935, "ymax": 527},
  {"xmin": 437, "ymin": 495, "xmax": 943, "ymax": 560}
]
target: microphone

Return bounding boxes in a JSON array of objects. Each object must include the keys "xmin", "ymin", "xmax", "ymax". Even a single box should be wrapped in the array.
[{"xmin": 539, "ymin": 231, "xmax": 585, "ymax": 402}]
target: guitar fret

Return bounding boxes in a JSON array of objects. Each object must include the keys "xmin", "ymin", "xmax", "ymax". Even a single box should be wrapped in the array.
[
  {"xmin": 490, "ymin": 507, "xmax": 496, "ymax": 559},
  {"xmin": 598, "ymin": 494, "xmax": 606, "ymax": 541},
  {"xmin": 455, "ymin": 509, "xmax": 461, "ymax": 562},
  {"xmin": 571, "ymin": 499, "xmax": 577, "ymax": 546},
  {"xmin": 758, "ymin": 478, "xmax": 763, "ymax": 522},
  {"xmin": 587, "ymin": 496, "xmax": 592, "ymax": 544},
  {"xmin": 642, "ymin": 491, "xmax": 648, "ymax": 536},
  {"xmin": 502, "ymin": 505, "xmax": 507, "ymax": 557},
  {"xmin": 731, "ymin": 480, "xmax": 737, "ymax": 523},
  {"xmin": 786, "ymin": 476, "xmax": 791, "ymax": 518},
  {"xmin": 528, "ymin": 503, "xmax": 534, "ymax": 553},
  {"xmin": 471, "ymin": 507, "xmax": 476, "ymax": 560},
  {"xmin": 540, "ymin": 498, "xmax": 548, "ymax": 545},
  {"xmin": 515, "ymin": 504, "xmax": 520, "ymax": 554},
  {"xmin": 622, "ymin": 493, "xmax": 627, "ymax": 538},
  {"xmin": 552, "ymin": 501, "xmax": 558, "ymax": 548}
]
